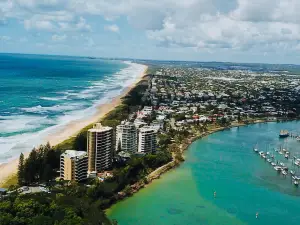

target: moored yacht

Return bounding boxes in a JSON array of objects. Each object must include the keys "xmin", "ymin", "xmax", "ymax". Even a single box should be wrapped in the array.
[
  {"xmin": 274, "ymin": 166, "xmax": 282, "ymax": 172},
  {"xmin": 294, "ymin": 180, "xmax": 299, "ymax": 186},
  {"xmin": 279, "ymin": 130, "xmax": 289, "ymax": 138}
]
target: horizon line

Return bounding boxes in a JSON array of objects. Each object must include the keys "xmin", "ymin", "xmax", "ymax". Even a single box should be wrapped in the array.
[{"xmin": 0, "ymin": 51, "xmax": 299, "ymax": 67}]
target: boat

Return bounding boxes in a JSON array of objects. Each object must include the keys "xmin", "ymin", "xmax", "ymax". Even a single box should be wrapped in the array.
[
  {"xmin": 274, "ymin": 166, "xmax": 282, "ymax": 171},
  {"xmin": 280, "ymin": 162, "xmax": 285, "ymax": 167},
  {"xmin": 294, "ymin": 180, "xmax": 299, "ymax": 186},
  {"xmin": 267, "ymin": 159, "xmax": 272, "ymax": 163},
  {"xmin": 294, "ymin": 176, "xmax": 300, "ymax": 180},
  {"xmin": 253, "ymin": 148, "xmax": 258, "ymax": 153},
  {"xmin": 290, "ymin": 170, "xmax": 295, "ymax": 175},
  {"xmin": 282, "ymin": 170, "xmax": 287, "ymax": 176},
  {"xmin": 297, "ymin": 137, "xmax": 300, "ymax": 141},
  {"xmin": 295, "ymin": 161, "xmax": 300, "ymax": 167},
  {"xmin": 266, "ymin": 152, "xmax": 270, "ymax": 155},
  {"xmin": 285, "ymin": 154, "xmax": 289, "ymax": 159},
  {"xmin": 279, "ymin": 130, "xmax": 289, "ymax": 138},
  {"xmin": 271, "ymin": 162, "xmax": 276, "ymax": 166},
  {"xmin": 262, "ymin": 155, "xmax": 266, "ymax": 159},
  {"xmin": 279, "ymin": 151, "xmax": 283, "ymax": 155}
]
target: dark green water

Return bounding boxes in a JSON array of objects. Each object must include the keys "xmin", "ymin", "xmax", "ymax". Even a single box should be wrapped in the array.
[{"xmin": 108, "ymin": 122, "xmax": 300, "ymax": 225}]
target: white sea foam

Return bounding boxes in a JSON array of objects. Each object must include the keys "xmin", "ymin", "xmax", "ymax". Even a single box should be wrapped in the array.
[
  {"xmin": 0, "ymin": 115, "xmax": 55, "ymax": 134},
  {"xmin": 0, "ymin": 62, "xmax": 147, "ymax": 164},
  {"xmin": 40, "ymin": 96, "xmax": 68, "ymax": 101},
  {"xmin": 21, "ymin": 103, "xmax": 84, "ymax": 113}
]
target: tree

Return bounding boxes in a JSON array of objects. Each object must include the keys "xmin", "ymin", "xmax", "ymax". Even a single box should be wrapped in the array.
[
  {"xmin": 18, "ymin": 153, "xmax": 25, "ymax": 185},
  {"xmin": 42, "ymin": 164, "xmax": 53, "ymax": 183},
  {"xmin": 24, "ymin": 149, "xmax": 38, "ymax": 184},
  {"xmin": 0, "ymin": 212, "xmax": 13, "ymax": 225},
  {"xmin": 30, "ymin": 215, "xmax": 53, "ymax": 225},
  {"xmin": 117, "ymin": 140, "xmax": 122, "ymax": 153}
]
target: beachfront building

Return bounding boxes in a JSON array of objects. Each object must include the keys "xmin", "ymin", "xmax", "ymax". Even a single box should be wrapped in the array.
[
  {"xmin": 60, "ymin": 150, "xmax": 88, "ymax": 182},
  {"xmin": 87, "ymin": 123, "xmax": 113, "ymax": 173},
  {"xmin": 138, "ymin": 126, "xmax": 157, "ymax": 153},
  {"xmin": 116, "ymin": 121, "xmax": 138, "ymax": 154}
]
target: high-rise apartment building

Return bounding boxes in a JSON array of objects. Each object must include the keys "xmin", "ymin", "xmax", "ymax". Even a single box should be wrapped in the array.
[
  {"xmin": 87, "ymin": 123, "xmax": 113, "ymax": 172},
  {"xmin": 138, "ymin": 126, "xmax": 157, "ymax": 153},
  {"xmin": 116, "ymin": 121, "xmax": 138, "ymax": 153},
  {"xmin": 60, "ymin": 150, "xmax": 88, "ymax": 182}
]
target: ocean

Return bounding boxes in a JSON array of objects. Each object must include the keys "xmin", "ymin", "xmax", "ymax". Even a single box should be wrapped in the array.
[
  {"xmin": 0, "ymin": 53, "xmax": 146, "ymax": 164},
  {"xmin": 108, "ymin": 121, "xmax": 300, "ymax": 225}
]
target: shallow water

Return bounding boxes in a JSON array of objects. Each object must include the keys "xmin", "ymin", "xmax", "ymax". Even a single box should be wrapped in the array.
[{"xmin": 108, "ymin": 121, "xmax": 300, "ymax": 225}]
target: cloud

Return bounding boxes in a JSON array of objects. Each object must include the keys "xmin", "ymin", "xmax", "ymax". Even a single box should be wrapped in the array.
[
  {"xmin": 23, "ymin": 14, "xmax": 91, "ymax": 32},
  {"xmin": 0, "ymin": 36, "xmax": 11, "ymax": 41},
  {"xmin": 51, "ymin": 34, "xmax": 67, "ymax": 41},
  {"xmin": 105, "ymin": 24, "xmax": 119, "ymax": 33},
  {"xmin": 3, "ymin": 0, "xmax": 300, "ymax": 56},
  {"xmin": 24, "ymin": 19, "xmax": 55, "ymax": 31},
  {"xmin": 19, "ymin": 37, "xmax": 28, "ymax": 42}
]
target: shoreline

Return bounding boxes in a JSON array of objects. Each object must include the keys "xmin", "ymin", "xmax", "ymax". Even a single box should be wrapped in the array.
[
  {"xmin": 0, "ymin": 64, "xmax": 148, "ymax": 187},
  {"xmin": 106, "ymin": 118, "xmax": 298, "ymax": 212}
]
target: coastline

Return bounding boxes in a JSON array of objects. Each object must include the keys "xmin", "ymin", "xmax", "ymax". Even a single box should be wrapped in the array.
[
  {"xmin": 106, "ymin": 119, "xmax": 293, "ymax": 211},
  {"xmin": 0, "ymin": 64, "xmax": 148, "ymax": 187}
]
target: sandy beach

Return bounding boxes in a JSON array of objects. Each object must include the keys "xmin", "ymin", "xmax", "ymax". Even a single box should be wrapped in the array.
[{"xmin": 0, "ymin": 65, "xmax": 148, "ymax": 186}]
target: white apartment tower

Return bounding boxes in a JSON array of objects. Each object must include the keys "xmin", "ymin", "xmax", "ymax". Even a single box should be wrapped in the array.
[
  {"xmin": 60, "ymin": 150, "xmax": 88, "ymax": 182},
  {"xmin": 116, "ymin": 121, "xmax": 138, "ymax": 153},
  {"xmin": 87, "ymin": 123, "xmax": 113, "ymax": 173},
  {"xmin": 138, "ymin": 126, "xmax": 157, "ymax": 153}
]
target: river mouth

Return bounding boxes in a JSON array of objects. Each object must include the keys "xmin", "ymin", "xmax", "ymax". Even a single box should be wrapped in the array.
[{"xmin": 108, "ymin": 121, "xmax": 300, "ymax": 225}]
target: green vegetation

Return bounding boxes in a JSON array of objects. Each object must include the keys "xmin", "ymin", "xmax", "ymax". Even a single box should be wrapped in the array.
[
  {"xmin": 0, "ymin": 192, "xmax": 112, "ymax": 225},
  {"xmin": 1, "ymin": 176, "xmax": 18, "ymax": 189},
  {"xmin": 18, "ymin": 143, "xmax": 61, "ymax": 186},
  {"xmin": 0, "ymin": 73, "xmax": 175, "ymax": 225}
]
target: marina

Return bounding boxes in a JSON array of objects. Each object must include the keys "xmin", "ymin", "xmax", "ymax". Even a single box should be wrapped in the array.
[
  {"xmin": 109, "ymin": 122, "xmax": 300, "ymax": 225},
  {"xmin": 253, "ymin": 130, "xmax": 300, "ymax": 187}
]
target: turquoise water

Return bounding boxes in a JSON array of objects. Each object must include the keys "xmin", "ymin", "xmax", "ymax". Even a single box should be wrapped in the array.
[
  {"xmin": 0, "ymin": 54, "xmax": 145, "ymax": 164},
  {"xmin": 108, "ymin": 122, "xmax": 300, "ymax": 225}
]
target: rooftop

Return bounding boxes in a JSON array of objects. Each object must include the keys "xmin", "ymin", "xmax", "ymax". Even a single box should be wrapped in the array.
[
  {"xmin": 88, "ymin": 123, "xmax": 112, "ymax": 132},
  {"xmin": 139, "ymin": 126, "xmax": 157, "ymax": 133},
  {"xmin": 62, "ymin": 150, "xmax": 87, "ymax": 159}
]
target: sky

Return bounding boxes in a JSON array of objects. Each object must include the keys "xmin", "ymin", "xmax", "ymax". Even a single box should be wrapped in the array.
[{"xmin": 1, "ymin": 0, "xmax": 300, "ymax": 64}]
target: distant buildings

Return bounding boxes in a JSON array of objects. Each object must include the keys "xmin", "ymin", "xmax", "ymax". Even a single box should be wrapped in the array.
[
  {"xmin": 138, "ymin": 126, "xmax": 157, "ymax": 153},
  {"xmin": 87, "ymin": 123, "xmax": 113, "ymax": 173},
  {"xmin": 116, "ymin": 121, "xmax": 138, "ymax": 154},
  {"xmin": 60, "ymin": 150, "xmax": 88, "ymax": 182}
]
